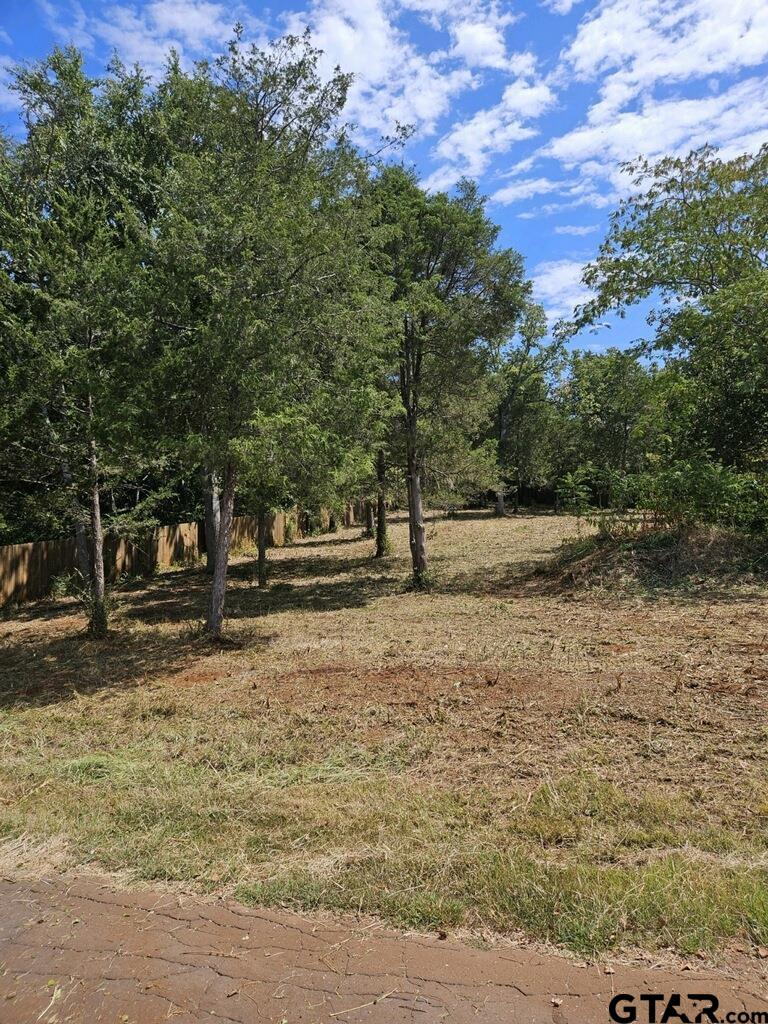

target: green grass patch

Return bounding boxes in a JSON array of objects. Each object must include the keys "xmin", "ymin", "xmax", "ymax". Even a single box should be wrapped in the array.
[{"xmin": 3, "ymin": 697, "xmax": 766, "ymax": 957}]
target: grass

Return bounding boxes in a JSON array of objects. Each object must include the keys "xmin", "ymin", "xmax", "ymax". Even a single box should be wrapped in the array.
[
  {"xmin": 537, "ymin": 522, "xmax": 768, "ymax": 597},
  {"xmin": 2, "ymin": 510, "xmax": 768, "ymax": 958}
]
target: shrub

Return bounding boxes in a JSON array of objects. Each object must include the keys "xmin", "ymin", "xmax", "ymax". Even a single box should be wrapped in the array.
[
  {"xmin": 634, "ymin": 461, "xmax": 768, "ymax": 533},
  {"xmin": 555, "ymin": 467, "xmax": 592, "ymax": 518}
]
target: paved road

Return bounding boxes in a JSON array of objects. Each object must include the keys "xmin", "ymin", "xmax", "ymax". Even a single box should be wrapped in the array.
[{"xmin": 0, "ymin": 877, "xmax": 766, "ymax": 1022}]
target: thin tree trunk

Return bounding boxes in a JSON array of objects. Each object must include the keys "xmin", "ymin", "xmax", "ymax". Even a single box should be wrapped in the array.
[
  {"xmin": 400, "ymin": 313, "xmax": 426, "ymax": 585},
  {"xmin": 257, "ymin": 507, "xmax": 268, "ymax": 588},
  {"xmin": 203, "ymin": 469, "xmax": 221, "ymax": 575},
  {"xmin": 206, "ymin": 462, "xmax": 236, "ymax": 638},
  {"xmin": 375, "ymin": 448, "xmax": 388, "ymax": 558},
  {"xmin": 364, "ymin": 500, "xmax": 375, "ymax": 538},
  {"xmin": 407, "ymin": 446, "xmax": 428, "ymax": 585},
  {"xmin": 406, "ymin": 471, "xmax": 415, "ymax": 555},
  {"xmin": 88, "ymin": 442, "xmax": 107, "ymax": 637}
]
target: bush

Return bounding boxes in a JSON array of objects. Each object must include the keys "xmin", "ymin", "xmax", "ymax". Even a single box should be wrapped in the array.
[
  {"xmin": 633, "ymin": 461, "xmax": 768, "ymax": 533},
  {"xmin": 558, "ymin": 460, "xmax": 768, "ymax": 536},
  {"xmin": 555, "ymin": 467, "xmax": 592, "ymax": 518}
]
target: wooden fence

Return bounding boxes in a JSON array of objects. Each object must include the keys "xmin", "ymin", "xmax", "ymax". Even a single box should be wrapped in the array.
[{"xmin": 0, "ymin": 512, "xmax": 288, "ymax": 607}]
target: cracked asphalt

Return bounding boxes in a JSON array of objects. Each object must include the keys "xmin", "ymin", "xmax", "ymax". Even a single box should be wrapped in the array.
[{"xmin": 0, "ymin": 877, "xmax": 766, "ymax": 1023}]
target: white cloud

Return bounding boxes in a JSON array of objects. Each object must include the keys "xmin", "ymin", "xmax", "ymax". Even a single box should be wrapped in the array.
[
  {"xmin": 548, "ymin": 76, "xmax": 768, "ymax": 178},
  {"xmin": 0, "ymin": 56, "xmax": 18, "ymax": 113},
  {"xmin": 36, "ymin": 0, "xmax": 94, "ymax": 50},
  {"xmin": 492, "ymin": 172, "xmax": 615, "ymax": 211},
  {"xmin": 542, "ymin": 0, "xmax": 584, "ymax": 12},
  {"xmin": 501, "ymin": 78, "xmax": 554, "ymax": 118},
  {"xmin": 144, "ymin": 0, "xmax": 235, "ymax": 48},
  {"xmin": 559, "ymin": 0, "xmax": 768, "ymax": 123},
  {"xmin": 533, "ymin": 257, "xmax": 592, "ymax": 321},
  {"xmin": 531, "ymin": 0, "xmax": 768, "ymax": 211},
  {"xmin": 446, "ymin": 4, "xmax": 518, "ymax": 70},
  {"xmin": 449, "ymin": 20, "xmax": 509, "ymax": 70},
  {"xmin": 37, "ymin": 0, "xmax": 247, "ymax": 74},
  {"xmin": 0, "ymin": 29, "xmax": 12, "ymax": 47},
  {"xmin": 492, "ymin": 175, "xmax": 563, "ymax": 203},
  {"xmin": 426, "ymin": 72, "xmax": 555, "ymax": 187},
  {"xmin": 554, "ymin": 223, "xmax": 599, "ymax": 235},
  {"xmin": 283, "ymin": 0, "xmax": 479, "ymax": 141}
]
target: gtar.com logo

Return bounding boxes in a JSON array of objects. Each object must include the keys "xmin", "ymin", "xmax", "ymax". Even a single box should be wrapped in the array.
[{"xmin": 608, "ymin": 994, "xmax": 768, "ymax": 1024}]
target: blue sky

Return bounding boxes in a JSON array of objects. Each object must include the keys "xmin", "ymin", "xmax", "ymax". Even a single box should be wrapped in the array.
[{"xmin": 2, "ymin": 0, "xmax": 768, "ymax": 349}]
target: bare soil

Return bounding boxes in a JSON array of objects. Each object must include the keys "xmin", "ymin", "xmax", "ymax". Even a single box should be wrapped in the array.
[{"xmin": 1, "ymin": 875, "xmax": 766, "ymax": 1023}]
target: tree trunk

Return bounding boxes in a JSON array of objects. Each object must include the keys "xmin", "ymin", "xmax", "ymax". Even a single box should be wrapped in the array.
[
  {"xmin": 203, "ymin": 469, "xmax": 221, "ymax": 574},
  {"xmin": 257, "ymin": 507, "xmax": 268, "ymax": 588},
  {"xmin": 88, "ymin": 445, "xmax": 107, "ymax": 637},
  {"xmin": 375, "ymin": 449, "xmax": 388, "ymax": 558},
  {"xmin": 407, "ymin": 447, "xmax": 428, "ymax": 585},
  {"xmin": 206, "ymin": 462, "xmax": 236, "ymax": 638},
  {"xmin": 495, "ymin": 489, "xmax": 505, "ymax": 517},
  {"xmin": 364, "ymin": 500, "xmax": 375, "ymax": 538}
]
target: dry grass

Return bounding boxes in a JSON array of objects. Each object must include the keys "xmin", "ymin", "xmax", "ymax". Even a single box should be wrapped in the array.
[
  {"xmin": 533, "ymin": 523, "xmax": 768, "ymax": 597},
  {"xmin": 2, "ymin": 510, "xmax": 768, "ymax": 957}
]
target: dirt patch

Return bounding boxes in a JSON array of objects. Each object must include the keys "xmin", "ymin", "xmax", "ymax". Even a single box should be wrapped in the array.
[{"xmin": 1, "ymin": 876, "xmax": 766, "ymax": 1023}]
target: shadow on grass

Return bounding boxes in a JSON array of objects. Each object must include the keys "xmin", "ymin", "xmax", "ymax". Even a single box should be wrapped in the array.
[
  {"xmin": 295, "ymin": 534, "xmax": 364, "ymax": 548},
  {"xmin": 1, "ymin": 538, "xmax": 402, "ymax": 709},
  {"xmin": 440, "ymin": 526, "xmax": 768, "ymax": 603},
  {"xmin": 119, "ymin": 548, "xmax": 400, "ymax": 627},
  {"xmin": 0, "ymin": 624, "xmax": 204, "ymax": 710}
]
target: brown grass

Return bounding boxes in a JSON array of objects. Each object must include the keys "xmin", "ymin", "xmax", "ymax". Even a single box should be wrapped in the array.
[{"xmin": 2, "ymin": 510, "xmax": 768, "ymax": 957}]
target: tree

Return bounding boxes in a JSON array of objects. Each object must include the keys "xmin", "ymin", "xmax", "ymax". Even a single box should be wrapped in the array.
[
  {"xmin": 558, "ymin": 349, "xmax": 658, "ymax": 490},
  {"xmin": 150, "ymin": 33, "xmax": 382, "ymax": 636},
  {"xmin": 373, "ymin": 167, "xmax": 530, "ymax": 585},
  {"xmin": 566, "ymin": 145, "xmax": 768, "ymax": 474},
  {"xmin": 494, "ymin": 303, "xmax": 560, "ymax": 512},
  {"xmin": 0, "ymin": 49, "xmax": 157, "ymax": 634}
]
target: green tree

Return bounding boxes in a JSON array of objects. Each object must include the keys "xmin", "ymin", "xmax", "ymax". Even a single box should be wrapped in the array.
[
  {"xmin": 494, "ymin": 303, "xmax": 561, "ymax": 512},
  {"xmin": 373, "ymin": 167, "xmax": 530, "ymax": 585},
  {"xmin": 0, "ymin": 49, "xmax": 157, "ymax": 634},
  {"xmin": 567, "ymin": 145, "xmax": 768, "ymax": 474},
  {"xmin": 150, "ymin": 33, "xmax": 382, "ymax": 636},
  {"xmin": 557, "ymin": 349, "xmax": 658, "ymax": 495}
]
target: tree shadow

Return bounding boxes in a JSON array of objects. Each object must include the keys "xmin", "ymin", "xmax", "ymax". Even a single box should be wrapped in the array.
[
  {"xmin": 437, "ymin": 507, "xmax": 557, "ymax": 524},
  {"xmin": 0, "ymin": 622, "xmax": 206, "ymax": 711},
  {"xmin": 439, "ymin": 528, "xmax": 768, "ymax": 605},
  {"xmin": 1, "ymin": 532, "xmax": 401, "ymax": 709},
  {"xmin": 108, "ymin": 544, "xmax": 400, "ymax": 627},
  {"xmin": 296, "ymin": 534, "xmax": 365, "ymax": 548}
]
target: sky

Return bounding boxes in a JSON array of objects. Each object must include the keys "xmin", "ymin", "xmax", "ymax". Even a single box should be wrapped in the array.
[{"xmin": 1, "ymin": 0, "xmax": 768, "ymax": 349}]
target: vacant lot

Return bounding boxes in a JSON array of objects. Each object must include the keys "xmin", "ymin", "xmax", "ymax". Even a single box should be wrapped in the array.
[{"xmin": 2, "ymin": 511, "xmax": 768, "ymax": 959}]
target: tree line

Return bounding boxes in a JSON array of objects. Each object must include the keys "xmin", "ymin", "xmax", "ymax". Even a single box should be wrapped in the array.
[
  {"xmin": 496, "ymin": 145, "xmax": 768, "ymax": 531},
  {"xmin": 1, "ymin": 34, "xmax": 766, "ymax": 636}
]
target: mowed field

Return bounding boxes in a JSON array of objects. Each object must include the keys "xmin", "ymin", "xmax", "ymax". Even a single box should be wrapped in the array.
[{"xmin": 2, "ymin": 511, "xmax": 768, "ymax": 960}]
